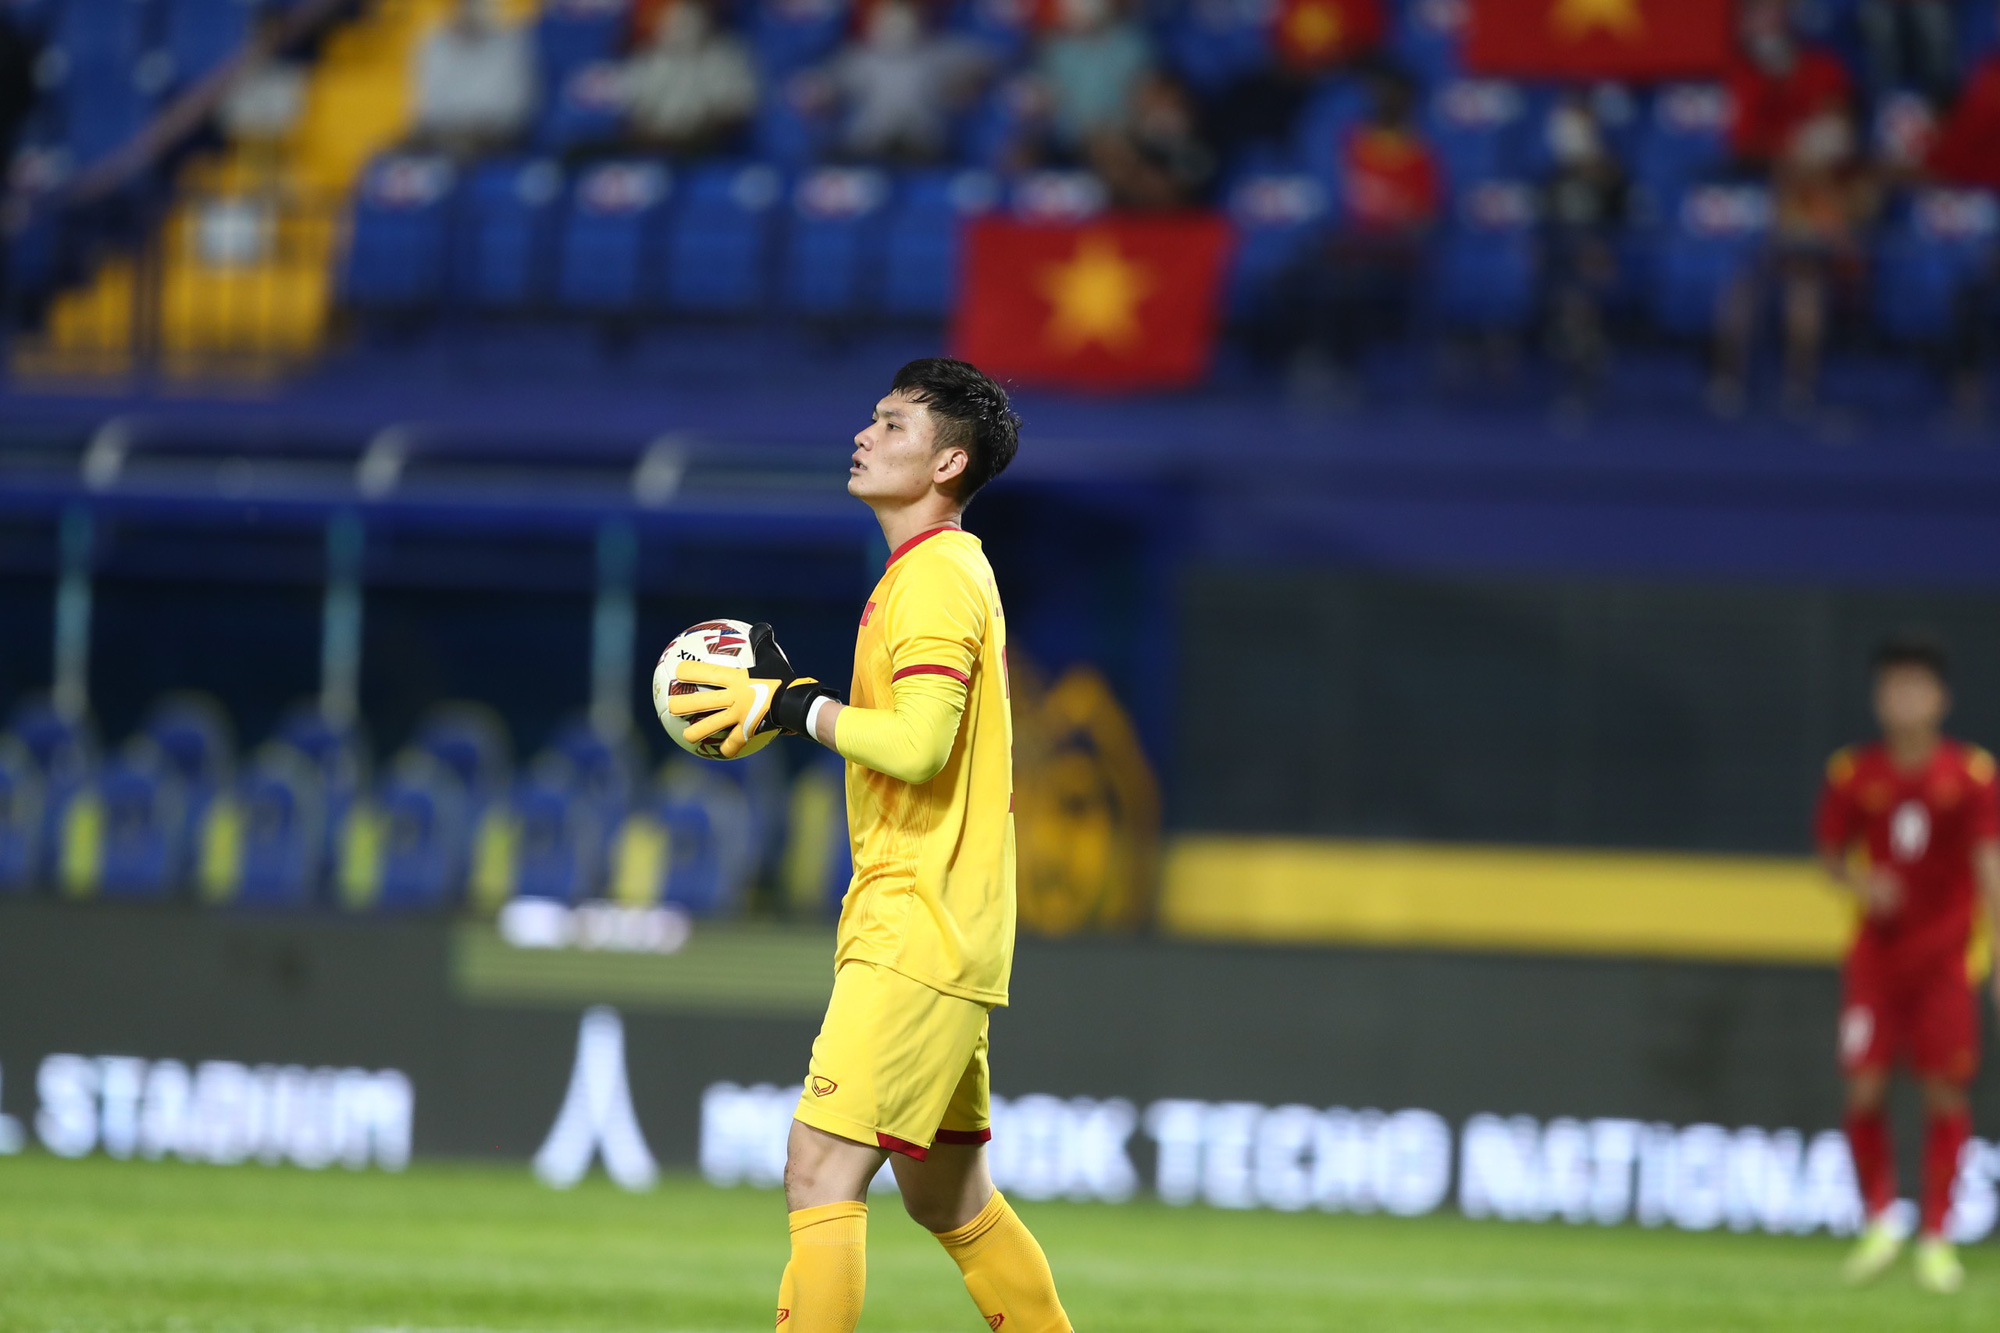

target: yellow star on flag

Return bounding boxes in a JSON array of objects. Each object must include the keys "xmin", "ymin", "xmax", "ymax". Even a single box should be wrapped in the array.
[
  {"xmin": 1551, "ymin": 0, "xmax": 1644, "ymax": 42},
  {"xmin": 1039, "ymin": 233, "xmax": 1153, "ymax": 353}
]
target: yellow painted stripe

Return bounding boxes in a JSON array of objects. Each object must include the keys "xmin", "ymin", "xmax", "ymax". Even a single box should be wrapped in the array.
[{"xmin": 1161, "ymin": 837, "xmax": 1857, "ymax": 964}]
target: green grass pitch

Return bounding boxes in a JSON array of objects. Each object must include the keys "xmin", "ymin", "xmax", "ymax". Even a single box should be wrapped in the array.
[{"xmin": 2, "ymin": 1154, "xmax": 1995, "ymax": 1332}]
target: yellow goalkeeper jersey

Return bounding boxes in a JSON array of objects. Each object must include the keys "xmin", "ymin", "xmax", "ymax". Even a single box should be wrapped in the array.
[{"xmin": 834, "ymin": 523, "xmax": 1015, "ymax": 1006}]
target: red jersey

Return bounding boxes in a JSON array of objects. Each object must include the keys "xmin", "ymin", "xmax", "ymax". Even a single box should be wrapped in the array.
[
  {"xmin": 1341, "ymin": 126, "xmax": 1441, "ymax": 234},
  {"xmin": 1815, "ymin": 738, "xmax": 2000, "ymax": 966},
  {"xmin": 1727, "ymin": 48, "xmax": 1852, "ymax": 163},
  {"xmin": 1928, "ymin": 57, "xmax": 2000, "ymax": 191}
]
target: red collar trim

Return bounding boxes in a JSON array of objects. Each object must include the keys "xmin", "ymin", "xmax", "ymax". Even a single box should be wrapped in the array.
[{"xmin": 886, "ymin": 523, "xmax": 959, "ymax": 568}]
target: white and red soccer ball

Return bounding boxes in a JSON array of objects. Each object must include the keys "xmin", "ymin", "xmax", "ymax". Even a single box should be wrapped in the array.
[{"xmin": 652, "ymin": 618, "xmax": 778, "ymax": 760}]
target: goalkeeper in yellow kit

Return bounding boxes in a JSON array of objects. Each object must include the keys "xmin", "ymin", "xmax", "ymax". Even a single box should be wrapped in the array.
[{"xmin": 665, "ymin": 358, "xmax": 1074, "ymax": 1333}]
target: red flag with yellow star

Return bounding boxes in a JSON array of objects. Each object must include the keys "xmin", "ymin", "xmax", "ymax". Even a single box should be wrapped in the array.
[
  {"xmin": 951, "ymin": 215, "xmax": 1234, "ymax": 392},
  {"xmin": 1465, "ymin": 0, "xmax": 1731, "ymax": 80}
]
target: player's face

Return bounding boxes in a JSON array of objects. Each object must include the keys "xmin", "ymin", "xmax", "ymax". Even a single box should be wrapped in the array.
[
  {"xmin": 849, "ymin": 393, "xmax": 965, "ymax": 503},
  {"xmin": 1874, "ymin": 664, "xmax": 1948, "ymax": 737}
]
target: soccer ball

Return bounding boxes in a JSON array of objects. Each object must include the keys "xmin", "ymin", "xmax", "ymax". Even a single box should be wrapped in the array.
[{"xmin": 653, "ymin": 619, "xmax": 779, "ymax": 761}]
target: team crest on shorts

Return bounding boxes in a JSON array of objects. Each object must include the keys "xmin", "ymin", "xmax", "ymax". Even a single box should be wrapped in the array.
[
  {"xmin": 986, "ymin": 1315, "xmax": 1005, "ymax": 1329},
  {"xmin": 810, "ymin": 1076, "xmax": 838, "ymax": 1098},
  {"xmin": 775, "ymin": 1310, "xmax": 790, "ymax": 1325}
]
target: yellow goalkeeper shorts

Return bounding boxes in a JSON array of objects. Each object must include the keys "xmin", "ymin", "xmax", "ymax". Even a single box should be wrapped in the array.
[{"xmin": 793, "ymin": 960, "xmax": 993, "ymax": 1159}]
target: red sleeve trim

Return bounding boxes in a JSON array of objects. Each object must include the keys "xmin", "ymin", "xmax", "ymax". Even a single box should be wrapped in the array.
[
  {"xmin": 886, "ymin": 523, "xmax": 960, "ymax": 568},
  {"xmin": 933, "ymin": 1128, "xmax": 993, "ymax": 1146},
  {"xmin": 893, "ymin": 664, "xmax": 970, "ymax": 685},
  {"xmin": 876, "ymin": 1132, "xmax": 929, "ymax": 1161}
]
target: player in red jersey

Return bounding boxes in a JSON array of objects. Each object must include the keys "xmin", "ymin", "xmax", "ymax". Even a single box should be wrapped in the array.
[{"xmin": 1817, "ymin": 632, "xmax": 2000, "ymax": 1292}]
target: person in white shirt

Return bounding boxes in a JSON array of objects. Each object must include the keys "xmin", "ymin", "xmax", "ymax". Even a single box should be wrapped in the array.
[
  {"xmin": 622, "ymin": 0, "xmax": 758, "ymax": 154},
  {"xmin": 409, "ymin": 0, "xmax": 538, "ymax": 158}
]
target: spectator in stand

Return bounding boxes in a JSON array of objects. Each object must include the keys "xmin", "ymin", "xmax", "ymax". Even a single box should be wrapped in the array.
[
  {"xmin": 1927, "ymin": 6, "xmax": 2000, "ymax": 191},
  {"xmin": 794, "ymin": 0, "xmax": 991, "ymax": 163},
  {"xmin": 407, "ymin": 0, "xmax": 538, "ymax": 160},
  {"xmin": 1090, "ymin": 72, "xmax": 1217, "ymax": 208},
  {"xmin": 1727, "ymin": 0, "xmax": 1853, "ymax": 168},
  {"xmin": 1212, "ymin": 0, "xmax": 1386, "ymax": 165},
  {"xmin": 1856, "ymin": 0, "xmax": 1958, "ymax": 106},
  {"xmin": 1711, "ymin": 0, "xmax": 1875, "ymax": 416},
  {"xmin": 1921, "ymin": 5, "xmax": 2000, "ymax": 416},
  {"xmin": 1034, "ymin": 0, "xmax": 1154, "ymax": 157},
  {"xmin": 219, "ymin": 13, "xmax": 309, "ymax": 180},
  {"xmin": 1278, "ymin": 68, "xmax": 1440, "ymax": 398},
  {"xmin": 622, "ymin": 0, "xmax": 758, "ymax": 155},
  {"xmin": 1540, "ymin": 92, "xmax": 1628, "ymax": 406},
  {"xmin": 1714, "ymin": 106, "xmax": 1879, "ymax": 417}
]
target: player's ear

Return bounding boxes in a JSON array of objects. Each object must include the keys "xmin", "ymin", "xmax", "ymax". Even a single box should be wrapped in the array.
[{"xmin": 933, "ymin": 445, "xmax": 969, "ymax": 487}]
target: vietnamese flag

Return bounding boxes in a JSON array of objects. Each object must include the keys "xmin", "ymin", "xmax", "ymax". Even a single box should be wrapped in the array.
[
  {"xmin": 951, "ymin": 215, "xmax": 1234, "ymax": 393},
  {"xmin": 1466, "ymin": 0, "xmax": 1733, "ymax": 81}
]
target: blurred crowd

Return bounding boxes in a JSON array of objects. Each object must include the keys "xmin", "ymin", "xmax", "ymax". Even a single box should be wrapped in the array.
[{"xmin": 12, "ymin": 0, "xmax": 2000, "ymax": 414}]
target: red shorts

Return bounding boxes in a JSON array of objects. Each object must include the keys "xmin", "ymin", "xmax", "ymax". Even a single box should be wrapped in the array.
[{"xmin": 1839, "ymin": 947, "xmax": 1981, "ymax": 1083}]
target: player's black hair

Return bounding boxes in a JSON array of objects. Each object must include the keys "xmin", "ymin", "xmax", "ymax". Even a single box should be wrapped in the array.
[
  {"xmin": 1873, "ymin": 629, "xmax": 1951, "ymax": 684},
  {"xmin": 890, "ymin": 357, "xmax": 1020, "ymax": 504}
]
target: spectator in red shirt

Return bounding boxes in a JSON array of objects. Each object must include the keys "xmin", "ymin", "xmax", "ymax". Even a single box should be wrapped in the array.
[
  {"xmin": 1276, "ymin": 69, "xmax": 1440, "ymax": 399},
  {"xmin": 1928, "ymin": 25, "xmax": 2000, "ymax": 191},
  {"xmin": 1728, "ymin": 0, "xmax": 1854, "ymax": 166}
]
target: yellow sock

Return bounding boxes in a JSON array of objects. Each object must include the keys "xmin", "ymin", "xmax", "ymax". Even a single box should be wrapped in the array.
[
  {"xmin": 779, "ymin": 1200, "xmax": 867, "ymax": 1332},
  {"xmin": 932, "ymin": 1191, "xmax": 1072, "ymax": 1333}
]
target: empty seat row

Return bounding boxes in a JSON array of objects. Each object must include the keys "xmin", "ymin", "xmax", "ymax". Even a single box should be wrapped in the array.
[
  {"xmin": 344, "ymin": 155, "xmax": 1034, "ymax": 318},
  {"xmin": 0, "ymin": 692, "xmax": 853, "ymax": 918}
]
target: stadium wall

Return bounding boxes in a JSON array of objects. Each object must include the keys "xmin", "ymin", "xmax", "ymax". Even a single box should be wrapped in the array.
[{"xmin": 4, "ymin": 902, "xmax": 1996, "ymax": 1238}]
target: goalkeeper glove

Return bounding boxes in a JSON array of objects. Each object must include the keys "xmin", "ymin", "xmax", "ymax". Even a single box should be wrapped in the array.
[{"xmin": 667, "ymin": 622, "xmax": 841, "ymax": 758}]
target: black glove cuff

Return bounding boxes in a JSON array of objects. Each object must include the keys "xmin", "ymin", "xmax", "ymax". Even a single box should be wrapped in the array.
[{"xmin": 772, "ymin": 680, "xmax": 842, "ymax": 735}]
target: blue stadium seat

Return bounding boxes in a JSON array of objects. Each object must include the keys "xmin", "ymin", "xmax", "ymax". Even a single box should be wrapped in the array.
[
  {"xmin": 956, "ymin": 76, "xmax": 1037, "ymax": 171},
  {"xmin": 943, "ymin": 0, "xmax": 1032, "ymax": 62},
  {"xmin": 1009, "ymin": 170, "xmax": 1108, "ymax": 222},
  {"xmin": 661, "ymin": 162, "xmax": 781, "ymax": 313},
  {"xmin": 1873, "ymin": 189, "xmax": 2000, "ymax": 343},
  {"xmin": 607, "ymin": 759, "xmax": 757, "ymax": 915},
  {"xmin": 557, "ymin": 160, "xmax": 673, "ymax": 313},
  {"xmin": 413, "ymin": 702, "xmax": 513, "ymax": 808},
  {"xmin": 783, "ymin": 166, "xmax": 892, "ymax": 317},
  {"xmin": 500, "ymin": 763, "xmax": 605, "ymax": 904},
  {"xmin": 1650, "ymin": 183, "xmax": 1771, "ymax": 337},
  {"xmin": 881, "ymin": 168, "xmax": 998, "ymax": 317},
  {"xmin": 1292, "ymin": 75, "xmax": 1371, "ymax": 191},
  {"xmin": 361, "ymin": 751, "xmax": 471, "ymax": 911},
  {"xmin": 1225, "ymin": 172, "xmax": 1332, "ymax": 319},
  {"xmin": 162, "ymin": 0, "xmax": 252, "ymax": 91},
  {"xmin": 142, "ymin": 694, "xmax": 235, "ymax": 886},
  {"xmin": 6, "ymin": 698, "xmax": 97, "ymax": 885},
  {"xmin": 1425, "ymin": 79, "xmax": 1532, "ymax": 195},
  {"xmin": 61, "ymin": 64, "xmax": 154, "ymax": 163},
  {"xmin": 1168, "ymin": 0, "xmax": 1274, "ymax": 94},
  {"xmin": 546, "ymin": 720, "xmax": 640, "ymax": 817},
  {"xmin": 752, "ymin": 0, "xmax": 847, "ymax": 76},
  {"xmin": 0, "ymin": 737, "xmax": 44, "ymax": 893},
  {"xmin": 752, "ymin": 84, "xmax": 828, "ymax": 169},
  {"xmin": 1426, "ymin": 181, "xmax": 1541, "ymax": 330},
  {"xmin": 62, "ymin": 743, "xmax": 188, "ymax": 900},
  {"xmin": 535, "ymin": 0, "xmax": 627, "ymax": 94},
  {"xmin": 455, "ymin": 158, "xmax": 567, "ymax": 310},
  {"xmin": 343, "ymin": 154, "xmax": 459, "ymax": 310},
  {"xmin": 1631, "ymin": 84, "xmax": 1732, "ymax": 220},
  {"xmin": 779, "ymin": 753, "xmax": 851, "ymax": 917},
  {"xmin": 534, "ymin": 60, "xmax": 628, "ymax": 154},
  {"xmin": 1392, "ymin": 0, "xmax": 1467, "ymax": 82},
  {"xmin": 54, "ymin": 0, "xmax": 152, "ymax": 64},
  {"xmin": 206, "ymin": 743, "xmax": 326, "ymax": 908},
  {"xmin": 275, "ymin": 705, "xmax": 368, "ymax": 887}
]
